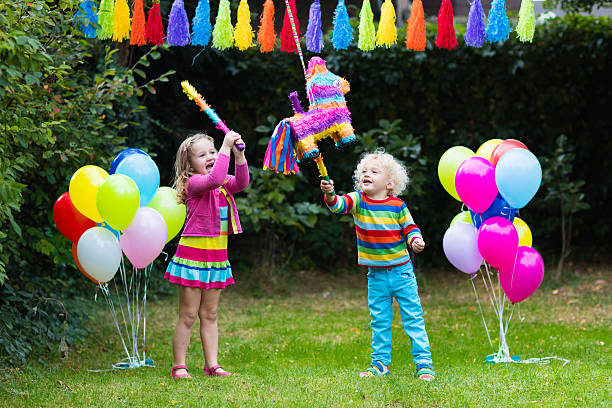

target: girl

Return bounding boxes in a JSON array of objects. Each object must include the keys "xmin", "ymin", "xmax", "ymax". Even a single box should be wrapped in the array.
[{"xmin": 166, "ymin": 131, "xmax": 249, "ymax": 378}]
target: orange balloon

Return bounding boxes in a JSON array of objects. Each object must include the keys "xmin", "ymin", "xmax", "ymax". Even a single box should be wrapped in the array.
[
  {"xmin": 490, "ymin": 139, "xmax": 528, "ymax": 167},
  {"xmin": 71, "ymin": 242, "xmax": 101, "ymax": 284}
]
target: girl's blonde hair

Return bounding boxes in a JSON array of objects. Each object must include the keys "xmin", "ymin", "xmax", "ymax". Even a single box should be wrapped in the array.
[
  {"xmin": 173, "ymin": 133, "xmax": 215, "ymax": 204},
  {"xmin": 353, "ymin": 148, "xmax": 409, "ymax": 196}
]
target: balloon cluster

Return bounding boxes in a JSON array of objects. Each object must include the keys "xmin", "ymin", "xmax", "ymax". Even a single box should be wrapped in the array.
[
  {"xmin": 53, "ymin": 149, "xmax": 186, "ymax": 284},
  {"xmin": 439, "ymin": 139, "xmax": 544, "ymax": 304}
]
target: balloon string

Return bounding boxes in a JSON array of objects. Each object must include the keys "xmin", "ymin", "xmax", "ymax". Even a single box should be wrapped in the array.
[
  {"xmin": 471, "ymin": 273, "xmax": 495, "ymax": 352},
  {"xmin": 100, "ymin": 284, "xmax": 132, "ymax": 362}
]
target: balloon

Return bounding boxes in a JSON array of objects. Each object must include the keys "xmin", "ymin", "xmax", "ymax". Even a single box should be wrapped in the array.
[
  {"xmin": 98, "ymin": 222, "xmax": 120, "ymax": 239},
  {"xmin": 71, "ymin": 242, "xmax": 100, "ymax": 284},
  {"xmin": 470, "ymin": 193, "xmax": 516, "ymax": 229},
  {"xmin": 513, "ymin": 218, "xmax": 533, "ymax": 247},
  {"xmin": 96, "ymin": 174, "xmax": 140, "ymax": 230},
  {"xmin": 477, "ymin": 217, "xmax": 519, "ymax": 269},
  {"xmin": 450, "ymin": 211, "xmax": 472, "ymax": 227},
  {"xmin": 443, "ymin": 222, "xmax": 483, "ymax": 274},
  {"xmin": 499, "ymin": 246, "xmax": 544, "ymax": 303},
  {"xmin": 120, "ymin": 207, "xmax": 167, "ymax": 268},
  {"xmin": 69, "ymin": 165, "xmax": 109, "ymax": 222},
  {"xmin": 438, "ymin": 146, "xmax": 474, "ymax": 201},
  {"xmin": 495, "ymin": 148, "xmax": 542, "ymax": 209},
  {"xmin": 476, "ymin": 139, "xmax": 503, "ymax": 162},
  {"xmin": 115, "ymin": 154, "xmax": 160, "ymax": 206},
  {"xmin": 53, "ymin": 192, "xmax": 96, "ymax": 243},
  {"xmin": 455, "ymin": 157, "xmax": 498, "ymax": 214},
  {"xmin": 147, "ymin": 187, "xmax": 186, "ymax": 243},
  {"xmin": 77, "ymin": 227, "xmax": 122, "ymax": 283},
  {"xmin": 110, "ymin": 148, "xmax": 149, "ymax": 175},
  {"xmin": 490, "ymin": 139, "xmax": 528, "ymax": 167}
]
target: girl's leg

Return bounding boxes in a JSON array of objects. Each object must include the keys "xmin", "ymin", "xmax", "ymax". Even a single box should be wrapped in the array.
[
  {"xmin": 172, "ymin": 286, "xmax": 202, "ymax": 376},
  {"xmin": 199, "ymin": 288, "xmax": 223, "ymax": 369}
]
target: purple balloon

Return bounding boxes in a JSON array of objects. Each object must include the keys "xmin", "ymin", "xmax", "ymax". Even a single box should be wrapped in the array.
[
  {"xmin": 499, "ymin": 246, "xmax": 544, "ymax": 303},
  {"xmin": 120, "ymin": 207, "xmax": 167, "ymax": 269},
  {"xmin": 455, "ymin": 157, "xmax": 498, "ymax": 213},
  {"xmin": 477, "ymin": 216, "xmax": 519, "ymax": 269},
  {"xmin": 443, "ymin": 222, "xmax": 484, "ymax": 274}
]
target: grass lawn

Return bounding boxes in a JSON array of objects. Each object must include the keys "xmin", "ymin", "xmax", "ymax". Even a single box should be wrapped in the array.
[{"xmin": 0, "ymin": 267, "xmax": 609, "ymax": 407}]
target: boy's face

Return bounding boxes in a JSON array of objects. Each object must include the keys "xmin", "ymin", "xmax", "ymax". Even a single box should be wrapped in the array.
[
  {"xmin": 359, "ymin": 159, "xmax": 392, "ymax": 198},
  {"xmin": 189, "ymin": 138, "xmax": 218, "ymax": 175}
]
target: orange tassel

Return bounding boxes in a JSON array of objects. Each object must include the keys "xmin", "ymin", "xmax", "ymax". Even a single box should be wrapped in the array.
[
  {"xmin": 405, "ymin": 0, "xmax": 426, "ymax": 51},
  {"xmin": 257, "ymin": 0, "xmax": 276, "ymax": 52},
  {"xmin": 130, "ymin": 0, "xmax": 147, "ymax": 45}
]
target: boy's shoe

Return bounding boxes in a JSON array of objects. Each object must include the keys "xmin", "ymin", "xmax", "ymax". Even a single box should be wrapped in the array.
[
  {"xmin": 416, "ymin": 363, "xmax": 435, "ymax": 381},
  {"xmin": 359, "ymin": 361, "xmax": 389, "ymax": 377}
]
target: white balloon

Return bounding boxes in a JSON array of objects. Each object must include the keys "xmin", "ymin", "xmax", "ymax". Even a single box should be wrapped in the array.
[{"xmin": 77, "ymin": 227, "xmax": 122, "ymax": 283}]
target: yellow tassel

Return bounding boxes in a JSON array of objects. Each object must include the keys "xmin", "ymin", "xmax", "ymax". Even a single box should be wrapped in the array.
[
  {"xmin": 235, "ymin": 0, "xmax": 254, "ymax": 50},
  {"xmin": 376, "ymin": 0, "xmax": 397, "ymax": 47},
  {"xmin": 112, "ymin": 0, "xmax": 132, "ymax": 42}
]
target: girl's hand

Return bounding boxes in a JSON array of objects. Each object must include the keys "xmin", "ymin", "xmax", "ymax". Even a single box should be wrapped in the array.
[
  {"xmin": 320, "ymin": 179, "xmax": 335, "ymax": 196},
  {"xmin": 222, "ymin": 131, "xmax": 241, "ymax": 150},
  {"xmin": 411, "ymin": 238, "xmax": 425, "ymax": 253},
  {"xmin": 231, "ymin": 137, "xmax": 246, "ymax": 154}
]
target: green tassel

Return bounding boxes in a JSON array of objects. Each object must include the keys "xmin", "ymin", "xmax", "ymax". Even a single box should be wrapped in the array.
[
  {"xmin": 358, "ymin": 0, "xmax": 375, "ymax": 51},
  {"xmin": 97, "ymin": 0, "xmax": 115, "ymax": 40},
  {"xmin": 212, "ymin": 0, "xmax": 234, "ymax": 49},
  {"xmin": 516, "ymin": 0, "xmax": 535, "ymax": 43}
]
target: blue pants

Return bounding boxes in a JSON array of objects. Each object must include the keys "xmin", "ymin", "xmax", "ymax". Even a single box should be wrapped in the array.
[{"xmin": 367, "ymin": 262, "xmax": 432, "ymax": 367}]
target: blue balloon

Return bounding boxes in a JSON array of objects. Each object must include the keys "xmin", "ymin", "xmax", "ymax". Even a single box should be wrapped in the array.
[
  {"xmin": 495, "ymin": 149, "xmax": 542, "ymax": 209},
  {"xmin": 110, "ymin": 148, "xmax": 149, "ymax": 175},
  {"xmin": 115, "ymin": 154, "xmax": 160, "ymax": 206},
  {"xmin": 470, "ymin": 193, "xmax": 516, "ymax": 229}
]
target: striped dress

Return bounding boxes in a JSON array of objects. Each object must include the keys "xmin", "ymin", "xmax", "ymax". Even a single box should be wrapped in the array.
[
  {"xmin": 165, "ymin": 187, "xmax": 235, "ymax": 289},
  {"xmin": 325, "ymin": 192, "xmax": 422, "ymax": 267}
]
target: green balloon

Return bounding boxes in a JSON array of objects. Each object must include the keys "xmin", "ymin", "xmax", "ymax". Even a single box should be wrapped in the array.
[
  {"xmin": 96, "ymin": 174, "xmax": 140, "ymax": 231},
  {"xmin": 147, "ymin": 187, "xmax": 186, "ymax": 243},
  {"xmin": 450, "ymin": 211, "xmax": 472, "ymax": 227},
  {"xmin": 438, "ymin": 146, "xmax": 474, "ymax": 201}
]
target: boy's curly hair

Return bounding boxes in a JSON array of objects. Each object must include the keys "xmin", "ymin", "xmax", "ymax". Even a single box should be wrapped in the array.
[
  {"xmin": 173, "ymin": 133, "xmax": 215, "ymax": 204},
  {"xmin": 353, "ymin": 148, "xmax": 410, "ymax": 196}
]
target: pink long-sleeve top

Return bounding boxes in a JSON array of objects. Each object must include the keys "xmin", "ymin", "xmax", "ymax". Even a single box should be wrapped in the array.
[{"xmin": 182, "ymin": 153, "xmax": 249, "ymax": 237}]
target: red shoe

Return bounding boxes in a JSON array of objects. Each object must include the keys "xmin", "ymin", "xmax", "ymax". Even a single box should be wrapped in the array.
[
  {"xmin": 171, "ymin": 365, "xmax": 191, "ymax": 379},
  {"xmin": 204, "ymin": 365, "xmax": 233, "ymax": 376}
]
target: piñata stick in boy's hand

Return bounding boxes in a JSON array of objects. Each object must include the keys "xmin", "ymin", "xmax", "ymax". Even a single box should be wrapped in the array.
[{"xmin": 180, "ymin": 81, "xmax": 245, "ymax": 151}]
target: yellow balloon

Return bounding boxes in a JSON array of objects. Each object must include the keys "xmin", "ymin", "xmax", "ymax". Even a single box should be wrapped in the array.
[
  {"xmin": 476, "ymin": 139, "xmax": 503, "ymax": 162},
  {"xmin": 513, "ymin": 217, "xmax": 533, "ymax": 247},
  {"xmin": 69, "ymin": 165, "xmax": 109, "ymax": 222},
  {"xmin": 450, "ymin": 211, "xmax": 472, "ymax": 227},
  {"xmin": 438, "ymin": 146, "xmax": 474, "ymax": 201}
]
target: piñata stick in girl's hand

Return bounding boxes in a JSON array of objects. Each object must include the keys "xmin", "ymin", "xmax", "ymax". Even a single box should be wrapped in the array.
[{"xmin": 180, "ymin": 81, "xmax": 245, "ymax": 151}]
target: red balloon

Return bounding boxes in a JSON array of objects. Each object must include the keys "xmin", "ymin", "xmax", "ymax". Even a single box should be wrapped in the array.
[
  {"xmin": 71, "ymin": 242, "xmax": 100, "ymax": 284},
  {"xmin": 53, "ymin": 192, "xmax": 96, "ymax": 243},
  {"xmin": 490, "ymin": 139, "xmax": 528, "ymax": 167}
]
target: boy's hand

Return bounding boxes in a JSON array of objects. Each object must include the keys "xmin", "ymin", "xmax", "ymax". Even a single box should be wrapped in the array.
[
  {"xmin": 320, "ymin": 179, "xmax": 335, "ymax": 197},
  {"xmin": 411, "ymin": 238, "xmax": 425, "ymax": 253}
]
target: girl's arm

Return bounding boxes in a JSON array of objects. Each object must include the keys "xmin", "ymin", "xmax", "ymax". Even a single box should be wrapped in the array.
[
  {"xmin": 186, "ymin": 153, "xmax": 230, "ymax": 196},
  {"xmin": 223, "ymin": 160, "xmax": 250, "ymax": 194}
]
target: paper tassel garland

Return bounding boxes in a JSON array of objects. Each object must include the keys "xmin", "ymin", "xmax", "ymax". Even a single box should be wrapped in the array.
[
  {"xmin": 74, "ymin": 1, "xmax": 98, "ymax": 39},
  {"xmin": 281, "ymin": 0, "xmax": 300, "ymax": 52},
  {"xmin": 146, "ymin": 1, "xmax": 165, "ymax": 45},
  {"xmin": 112, "ymin": 0, "xmax": 131, "ymax": 42},
  {"xmin": 435, "ymin": 0, "xmax": 458, "ymax": 50},
  {"xmin": 486, "ymin": 0, "xmax": 511, "ymax": 43},
  {"xmin": 192, "ymin": 0, "xmax": 213, "ymax": 46},
  {"xmin": 306, "ymin": 0, "xmax": 323, "ymax": 53},
  {"xmin": 465, "ymin": 0, "xmax": 486, "ymax": 48},
  {"xmin": 235, "ymin": 0, "xmax": 255, "ymax": 50},
  {"xmin": 405, "ymin": 0, "xmax": 426, "ymax": 51},
  {"xmin": 358, "ymin": 0, "xmax": 375, "ymax": 51},
  {"xmin": 212, "ymin": 0, "xmax": 234, "ymax": 50},
  {"xmin": 376, "ymin": 0, "xmax": 397, "ymax": 48},
  {"xmin": 258, "ymin": 0, "xmax": 276, "ymax": 52},
  {"xmin": 332, "ymin": 0, "xmax": 353, "ymax": 50},
  {"xmin": 167, "ymin": 0, "xmax": 190, "ymax": 46},
  {"xmin": 516, "ymin": 0, "xmax": 535, "ymax": 43},
  {"xmin": 97, "ymin": 0, "xmax": 114, "ymax": 40},
  {"xmin": 130, "ymin": 0, "xmax": 146, "ymax": 45}
]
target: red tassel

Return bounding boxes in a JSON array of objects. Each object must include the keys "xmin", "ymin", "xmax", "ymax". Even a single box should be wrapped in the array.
[
  {"xmin": 280, "ymin": 0, "xmax": 300, "ymax": 53},
  {"xmin": 146, "ymin": 1, "xmax": 165, "ymax": 46},
  {"xmin": 130, "ymin": 0, "xmax": 146, "ymax": 46},
  {"xmin": 435, "ymin": 0, "xmax": 458, "ymax": 50}
]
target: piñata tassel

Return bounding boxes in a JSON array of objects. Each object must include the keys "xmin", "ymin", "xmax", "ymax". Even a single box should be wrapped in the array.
[
  {"xmin": 280, "ymin": 0, "xmax": 300, "ymax": 53},
  {"xmin": 74, "ymin": 1, "xmax": 98, "ymax": 39},
  {"xmin": 192, "ymin": 0, "xmax": 213, "ymax": 46},
  {"xmin": 465, "ymin": 0, "xmax": 486, "ymax": 47},
  {"xmin": 486, "ymin": 0, "xmax": 511, "ymax": 43},
  {"xmin": 235, "ymin": 0, "xmax": 255, "ymax": 50},
  {"xmin": 405, "ymin": 0, "xmax": 426, "ymax": 51},
  {"xmin": 212, "ymin": 0, "xmax": 234, "ymax": 49},
  {"xmin": 306, "ymin": 0, "xmax": 323, "ymax": 52},
  {"xmin": 332, "ymin": 0, "xmax": 353, "ymax": 50},
  {"xmin": 97, "ymin": 0, "xmax": 114, "ymax": 40},
  {"xmin": 435, "ymin": 0, "xmax": 458, "ymax": 50},
  {"xmin": 376, "ymin": 0, "xmax": 397, "ymax": 48},
  {"xmin": 146, "ymin": 1, "xmax": 165, "ymax": 45},
  {"xmin": 167, "ymin": 0, "xmax": 190, "ymax": 46},
  {"xmin": 112, "ymin": 0, "xmax": 131, "ymax": 42},
  {"xmin": 358, "ymin": 0, "xmax": 375, "ymax": 51},
  {"xmin": 516, "ymin": 0, "xmax": 535, "ymax": 43},
  {"xmin": 257, "ymin": 0, "xmax": 276, "ymax": 52},
  {"xmin": 130, "ymin": 0, "xmax": 146, "ymax": 45}
]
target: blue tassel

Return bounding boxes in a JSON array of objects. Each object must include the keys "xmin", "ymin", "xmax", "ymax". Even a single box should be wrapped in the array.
[
  {"xmin": 465, "ymin": 0, "xmax": 486, "ymax": 47},
  {"xmin": 332, "ymin": 0, "xmax": 353, "ymax": 50},
  {"xmin": 167, "ymin": 0, "xmax": 191, "ymax": 46},
  {"xmin": 486, "ymin": 0, "xmax": 511, "ymax": 43},
  {"xmin": 74, "ymin": 0, "xmax": 98, "ymax": 38},
  {"xmin": 306, "ymin": 0, "xmax": 324, "ymax": 53},
  {"xmin": 192, "ymin": 0, "xmax": 212, "ymax": 46}
]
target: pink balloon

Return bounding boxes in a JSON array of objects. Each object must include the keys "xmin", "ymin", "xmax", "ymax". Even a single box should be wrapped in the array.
[
  {"xmin": 443, "ymin": 222, "xmax": 483, "ymax": 274},
  {"xmin": 499, "ymin": 246, "xmax": 544, "ymax": 303},
  {"xmin": 120, "ymin": 207, "xmax": 167, "ymax": 269},
  {"xmin": 455, "ymin": 157, "xmax": 498, "ymax": 213},
  {"xmin": 477, "ymin": 217, "xmax": 518, "ymax": 268}
]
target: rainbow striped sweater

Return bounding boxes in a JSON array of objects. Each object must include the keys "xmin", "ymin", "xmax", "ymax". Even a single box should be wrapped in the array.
[{"xmin": 324, "ymin": 191, "xmax": 423, "ymax": 267}]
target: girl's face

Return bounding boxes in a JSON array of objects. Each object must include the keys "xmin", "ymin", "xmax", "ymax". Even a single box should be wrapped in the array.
[
  {"xmin": 189, "ymin": 138, "xmax": 218, "ymax": 175},
  {"xmin": 359, "ymin": 159, "xmax": 392, "ymax": 198}
]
